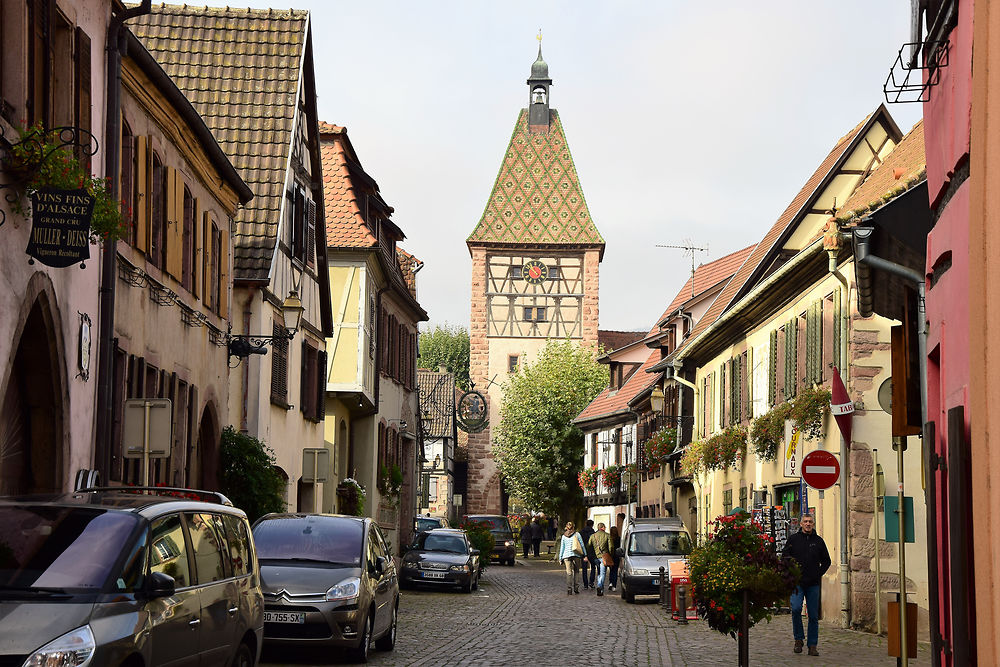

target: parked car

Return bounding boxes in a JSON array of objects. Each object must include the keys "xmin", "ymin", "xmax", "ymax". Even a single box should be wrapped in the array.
[
  {"xmin": 618, "ymin": 517, "xmax": 693, "ymax": 603},
  {"xmin": 464, "ymin": 514, "xmax": 516, "ymax": 566},
  {"xmin": 414, "ymin": 515, "xmax": 449, "ymax": 533},
  {"xmin": 252, "ymin": 513, "xmax": 398, "ymax": 662},
  {"xmin": 0, "ymin": 486, "xmax": 263, "ymax": 667},
  {"xmin": 400, "ymin": 528, "xmax": 481, "ymax": 593}
]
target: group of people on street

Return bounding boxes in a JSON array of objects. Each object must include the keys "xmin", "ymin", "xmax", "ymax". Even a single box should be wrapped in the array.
[
  {"xmin": 554, "ymin": 510, "xmax": 832, "ymax": 660},
  {"xmin": 557, "ymin": 519, "xmax": 620, "ymax": 596},
  {"xmin": 520, "ymin": 517, "xmax": 544, "ymax": 558}
]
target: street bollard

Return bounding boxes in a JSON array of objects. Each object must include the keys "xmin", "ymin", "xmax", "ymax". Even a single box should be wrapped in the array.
[
  {"xmin": 677, "ymin": 584, "xmax": 689, "ymax": 625},
  {"xmin": 658, "ymin": 566, "xmax": 667, "ymax": 611}
]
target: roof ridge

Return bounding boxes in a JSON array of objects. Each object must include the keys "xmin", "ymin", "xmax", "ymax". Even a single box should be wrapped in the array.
[{"xmin": 149, "ymin": 3, "xmax": 308, "ymax": 18}]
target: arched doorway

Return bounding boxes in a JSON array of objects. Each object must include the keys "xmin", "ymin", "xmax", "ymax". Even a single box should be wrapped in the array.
[
  {"xmin": 196, "ymin": 406, "xmax": 219, "ymax": 490},
  {"xmin": 0, "ymin": 299, "xmax": 64, "ymax": 494}
]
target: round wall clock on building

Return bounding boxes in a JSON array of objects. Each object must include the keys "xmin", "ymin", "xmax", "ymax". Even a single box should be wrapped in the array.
[{"xmin": 521, "ymin": 260, "xmax": 548, "ymax": 284}]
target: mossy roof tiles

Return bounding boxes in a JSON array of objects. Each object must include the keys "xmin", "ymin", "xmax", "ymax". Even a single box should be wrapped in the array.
[
  {"xmin": 468, "ymin": 109, "xmax": 605, "ymax": 253},
  {"xmin": 130, "ymin": 4, "xmax": 309, "ymax": 280}
]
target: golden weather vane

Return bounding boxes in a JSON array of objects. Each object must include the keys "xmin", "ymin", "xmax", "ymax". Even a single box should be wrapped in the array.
[{"xmin": 537, "ymin": 28, "xmax": 542, "ymax": 44}]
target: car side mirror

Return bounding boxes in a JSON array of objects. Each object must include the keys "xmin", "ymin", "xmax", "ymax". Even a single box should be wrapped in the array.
[
  {"xmin": 375, "ymin": 556, "xmax": 387, "ymax": 575},
  {"xmin": 470, "ymin": 549, "xmax": 480, "ymax": 557},
  {"xmin": 147, "ymin": 571, "xmax": 176, "ymax": 598},
  {"xmin": 615, "ymin": 548, "xmax": 624, "ymax": 558}
]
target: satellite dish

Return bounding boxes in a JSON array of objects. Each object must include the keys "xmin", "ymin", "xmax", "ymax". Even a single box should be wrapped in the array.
[{"xmin": 877, "ymin": 378, "xmax": 892, "ymax": 414}]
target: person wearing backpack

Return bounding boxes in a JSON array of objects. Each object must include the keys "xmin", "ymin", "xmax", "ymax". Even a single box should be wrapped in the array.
[{"xmin": 557, "ymin": 521, "xmax": 588, "ymax": 595}]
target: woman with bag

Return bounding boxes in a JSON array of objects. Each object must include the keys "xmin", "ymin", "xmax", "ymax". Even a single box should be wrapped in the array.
[
  {"xmin": 587, "ymin": 522, "xmax": 613, "ymax": 596},
  {"xmin": 557, "ymin": 521, "xmax": 588, "ymax": 595}
]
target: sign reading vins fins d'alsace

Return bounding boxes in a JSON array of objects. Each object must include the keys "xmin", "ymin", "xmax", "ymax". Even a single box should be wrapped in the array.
[{"xmin": 26, "ymin": 187, "xmax": 93, "ymax": 268}]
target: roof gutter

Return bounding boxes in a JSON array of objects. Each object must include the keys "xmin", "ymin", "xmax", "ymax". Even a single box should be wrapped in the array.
[{"xmin": 676, "ymin": 237, "xmax": 826, "ymax": 364}]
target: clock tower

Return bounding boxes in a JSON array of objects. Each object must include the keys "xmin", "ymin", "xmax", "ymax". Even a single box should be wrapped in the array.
[{"xmin": 465, "ymin": 45, "xmax": 605, "ymax": 514}]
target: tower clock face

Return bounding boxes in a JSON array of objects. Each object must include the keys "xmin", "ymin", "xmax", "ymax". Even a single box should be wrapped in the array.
[{"xmin": 521, "ymin": 260, "xmax": 549, "ymax": 284}]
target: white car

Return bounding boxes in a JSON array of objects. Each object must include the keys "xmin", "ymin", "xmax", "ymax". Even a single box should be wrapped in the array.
[{"xmin": 618, "ymin": 517, "xmax": 693, "ymax": 603}]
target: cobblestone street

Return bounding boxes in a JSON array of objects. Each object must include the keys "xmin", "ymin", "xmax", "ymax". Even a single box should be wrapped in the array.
[{"xmin": 261, "ymin": 557, "xmax": 931, "ymax": 666}]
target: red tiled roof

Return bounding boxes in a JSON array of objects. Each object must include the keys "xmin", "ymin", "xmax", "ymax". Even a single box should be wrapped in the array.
[
  {"xmin": 677, "ymin": 110, "xmax": 883, "ymax": 358},
  {"xmin": 598, "ymin": 330, "xmax": 647, "ymax": 353},
  {"xmin": 397, "ymin": 247, "xmax": 420, "ymax": 299},
  {"xmin": 574, "ymin": 350, "xmax": 661, "ymax": 423},
  {"xmin": 655, "ymin": 245, "xmax": 756, "ymax": 324},
  {"xmin": 838, "ymin": 120, "xmax": 925, "ymax": 216},
  {"xmin": 319, "ymin": 123, "xmax": 378, "ymax": 248}
]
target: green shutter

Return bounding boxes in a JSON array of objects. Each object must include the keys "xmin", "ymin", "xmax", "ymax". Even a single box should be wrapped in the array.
[
  {"xmin": 833, "ymin": 287, "xmax": 842, "ymax": 372},
  {"xmin": 806, "ymin": 301, "xmax": 817, "ymax": 384},
  {"xmin": 785, "ymin": 319, "xmax": 797, "ymax": 399},
  {"xmin": 769, "ymin": 330, "xmax": 778, "ymax": 407}
]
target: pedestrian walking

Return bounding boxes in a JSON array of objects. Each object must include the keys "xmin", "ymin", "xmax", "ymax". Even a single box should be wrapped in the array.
[
  {"xmin": 557, "ymin": 521, "xmax": 588, "ymax": 595},
  {"xmin": 520, "ymin": 518, "xmax": 532, "ymax": 559},
  {"xmin": 579, "ymin": 519, "xmax": 597, "ymax": 589},
  {"xmin": 587, "ymin": 522, "xmax": 613, "ymax": 596},
  {"xmin": 781, "ymin": 513, "xmax": 831, "ymax": 657},
  {"xmin": 549, "ymin": 517, "xmax": 558, "ymax": 540},
  {"xmin": 529, "ymin": 517, "xmax": 544, "ymax": 557},
  {"xmin": 608, "ymin": 525, "xmax": 621, "ymax": 592}
]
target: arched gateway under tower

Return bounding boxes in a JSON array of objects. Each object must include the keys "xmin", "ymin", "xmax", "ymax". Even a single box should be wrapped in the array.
[{"xmin": 465, "ymin": 46, "xmax": 605, "ymax": 514}]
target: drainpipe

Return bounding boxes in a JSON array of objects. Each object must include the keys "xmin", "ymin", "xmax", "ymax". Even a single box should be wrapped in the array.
[
  {"xmin": 94, "ymin": 1, "xmax": 152, "ymax": 482},
  {"xmin": 828, "ymin": 248, "xmax": 852, "ymax": 628},
  {"xmin": 671, "ymin": 360, "xmax": 700, "ymax": 539}
]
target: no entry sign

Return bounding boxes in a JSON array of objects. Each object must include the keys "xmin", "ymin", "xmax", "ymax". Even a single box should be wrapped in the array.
[{"xmin": 801, "ymin": 450, "xmax": 840, "ymax": 490}]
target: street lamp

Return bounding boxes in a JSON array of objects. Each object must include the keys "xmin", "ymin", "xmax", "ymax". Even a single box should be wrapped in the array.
[
  {"xmin": 650, "ymin": 384, "xmax": 664, "ymax": 413},
  {"xmin": 227, "ymin": 289, "xmax": 305, "ymax": 361}
]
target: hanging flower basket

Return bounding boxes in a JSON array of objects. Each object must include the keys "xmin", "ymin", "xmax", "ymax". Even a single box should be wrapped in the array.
[
  {"xmin": 599, "ymin": 464, "xmax": 622, "ymax": 490},
  {"xmin": 688, "ymin": 512, "xmax": 800, "ymax": 638},
  {"xmin": 577, "ymin": 465, "xmax": 598, "ymax": 493}
]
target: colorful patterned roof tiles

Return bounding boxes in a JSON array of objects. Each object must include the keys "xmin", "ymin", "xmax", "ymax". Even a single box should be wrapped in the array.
[{"xmin": 468, "ymin": 109, "xmax": 605, "ymax": 254}]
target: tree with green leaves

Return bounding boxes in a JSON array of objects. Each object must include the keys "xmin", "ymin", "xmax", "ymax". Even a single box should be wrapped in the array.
[
  {"xmin": 219, "ymin": 426, "xmax": 287, "ymax": 522},
  {"xmin": 418, "ymin": 324, "xmax": 470, "ymax": 389},
  {"xmin": 492, "ymin": 340, "xmax": 608, "ymax": 518}
]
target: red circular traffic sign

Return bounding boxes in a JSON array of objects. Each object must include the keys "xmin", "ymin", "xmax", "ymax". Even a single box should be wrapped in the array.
[{"xmin": 801, "ymin": 450, "xmax": 841, "ymax": 490}]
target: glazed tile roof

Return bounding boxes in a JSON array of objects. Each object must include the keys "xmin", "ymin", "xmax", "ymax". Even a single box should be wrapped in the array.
[
  {"xmin": 468, "ymin": 109, "xmax": 605, "ymax": 253},
  {"xmin": 130, "ymin": 4, "xmax": 309, "ymax": 280},
  {"xmin": 677, "ymin": 110, "xmax": 882, "ymax": 357},
  {"xmin": 576, "ymin": 246, "xmax": 754, "ymax": 424},
  {"xmin": 319, "ymin": 123, "xmax": 378, "ymax": 248},
  {"xmin": 598, "ymin": 330, "xmax": 647, "ymax": 353}
]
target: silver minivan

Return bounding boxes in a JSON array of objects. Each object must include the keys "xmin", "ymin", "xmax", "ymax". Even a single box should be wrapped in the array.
[
  {"xmin": 618, "ymin": 517, "xmax": 693, "ymax": 603},
  {"xmin": 0, "ymin": 488, "xmax": 263, "ymax": 666}
]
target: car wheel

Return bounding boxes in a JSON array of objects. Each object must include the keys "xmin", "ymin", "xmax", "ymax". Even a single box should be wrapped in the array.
[
  {"xmin": 620, "ymin": 583, "xmax": 626, "ymax": 600},
  {"xmin": 463, "ymin": 575, "xmax": 474, "ymax": 593},
  {"xmin": 229, "ymin": 642, "xmax": 253, "ymax": 667},
  {"xmin": 374, "ymin": 602, "xmax": 397, "ymax": 651},
  {"xmin": 625, "ymin": 584, "xmax": 636, "ymax": 604},
  {"xmin": 352, "ymin": 610, "xmax": 374, "ymax": 662}
]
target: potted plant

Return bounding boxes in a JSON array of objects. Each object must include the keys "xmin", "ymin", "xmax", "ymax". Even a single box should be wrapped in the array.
[
  {"xmin": 749, "ymin": 403, "xmax": 792, "ymax": 462},
  {"xmin": 599, "ymin": 464, "xmax": 622, "ymax": 490},
  {"xmin": 688, "ymin": 512, "xmax": 800, "ymax": 638},
  {"xmin": 680, "ymin": 440, "xmax": 704, "ymax": 478},
  {"xmin": 789, "ymin": 385, "xmax": 831, "ymax": 440},
  {"xmin": 577, "ymin": 465, "xmax": 598, "ymax": 493},
  {"xmin": 336, "ymin": 478, "xmax": 366, "ymax": 517}
]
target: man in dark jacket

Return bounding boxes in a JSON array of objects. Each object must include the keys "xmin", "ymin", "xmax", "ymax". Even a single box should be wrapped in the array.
[
  {"xmin": 529, "ymin": 517, "xmax": 544, "ymax": 557},
  {"xmin": 781, "ymin": 513, "xmax": 831, "ymax": 656},
  {"xmin": 579, "ymin": 519, "xmax": 597, "ymax": 589}
]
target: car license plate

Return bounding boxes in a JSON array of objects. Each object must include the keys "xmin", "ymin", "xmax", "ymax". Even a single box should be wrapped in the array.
[
  {"xmin": 423, "ymin": 571, "xmax": 446, "ymax": 579},
  {"xmin": 264, "ymin": 611, "xmax": 305, "ymax": 624}
]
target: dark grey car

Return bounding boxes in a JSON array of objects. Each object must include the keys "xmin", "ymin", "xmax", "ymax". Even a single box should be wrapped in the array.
[
  {"xmin": 465, "ymin": 515, "xmax": 516, "ymax": 566},
  {"xmin": 400, "ymin": 528, "xmax": 480, "ymax": 592},
  {"xmin": 0, "ymin": 488, "xmax": 264, "ymax": 667},
  {"xmin": 252, "ymin": 514, "xmax": 399, "ymax": 663}
]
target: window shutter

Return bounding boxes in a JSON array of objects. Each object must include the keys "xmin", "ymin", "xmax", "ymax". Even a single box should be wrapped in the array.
[
  {"xmin": 270, "ymin": 321, "xmax": 288, "ymax": 403},
  {"xmin": 805, "ymin": 302, "xmax": 816, "ymax": 385},
  {"xmin": 718, "ymin": 364, "xmax": 726, "ymax": 428},
  {"xmin": 73, "ymin": 27, "xmax": 91, "ymax": 166},
  {"xmin": 741, "ymin": 350, "xmax": 750, "ymax": 421},
  {"xmin": 833, "ymin": 287, "xmax": 842, "ymax": 372},
  {"xmin": 219, "ymin": 224, "xmax": 229, "ymax": 319},
  {"xmin": 202, "ymin": 211, "xmax": 213, "ymax": 305},
  {"xmin": 769, "ymin": 329, "xmax": 777, "ymax": 407},
  {"xmin": 192, "ymin": 199, "xmax": 202, "ymax": 300},
  {"xmin": 300, "ymin": 340, "xmax": 309, "ymax": 418},
  {"xmin": 784, "ymin": 320, "xmax": 796, "ymax": 399},
  {"xmin": 317, "ymin": 349, "xmax": 327, "ymax": 420},
  {"xmin": 28, "ymin": 0, "xmax": 50, "ymax": 126},
  {"xmin": 135, "ymin": 136, "xmax": 150, "ymax": 253},
  {"xmin": 306, "ymin": 198, "xmax": 316, "ymax": 268},
  {"xmin": 165, "ymin": 167, "xmax": 184, "ymax": 279}
]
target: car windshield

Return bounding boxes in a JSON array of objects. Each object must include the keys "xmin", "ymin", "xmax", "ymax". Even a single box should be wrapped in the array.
[
  {"xmin": 253, "ymin": 516, "xmax": 363, "ymax": 566},
  {"xmin": 416, "ymin": 533, "xmax": 468, "ymax": 554},
  {"xmin": 628, "ymin": 530, "xmax": 692, "ymax": 556},
  {"xmin": 415, "ymin": 518, "xmax": 443, "ymax": 532},
  {"xmin": 468, "ymin": 516, "xmax": 511, "ymax": 533},
  {"xmin": 0, "ymin": 505, "xmax": 139, "ymax": 590}
]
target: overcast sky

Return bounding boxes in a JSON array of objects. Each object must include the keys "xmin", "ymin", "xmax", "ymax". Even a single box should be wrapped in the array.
[{"xmin": 198, "ymin": 1, "xmax": 921, "ymax": 332}]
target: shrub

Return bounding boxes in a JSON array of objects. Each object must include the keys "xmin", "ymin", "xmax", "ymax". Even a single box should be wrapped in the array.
[
  {"xmin": 336, "ymin": 478, "xmax": 366, "ymax": 517},
  {"xmin": 219, "ymin": 427, "xmax": 286, "ymax": 523},
  {"xmin": 460, "ymin": 520, "xmax": 496, "ymax": 569}
]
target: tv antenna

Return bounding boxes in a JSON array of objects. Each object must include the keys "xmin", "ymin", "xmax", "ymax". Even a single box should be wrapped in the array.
[{"xmin": 656, "ymin": 240, "xmax": 708, "ymax": 297}]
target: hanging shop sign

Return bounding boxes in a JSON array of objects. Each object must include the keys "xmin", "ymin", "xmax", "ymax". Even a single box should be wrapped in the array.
[
  {"xmin": 455, "ymin": 388, "xmax": 488, "ymax": 433},
  {"xmin": 783, "ymin": 421, "xmax": 801, "ymax": 478},
  {"xmin": 26, "ymin": 187, "xmax": 93, "ymax": 268}
]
